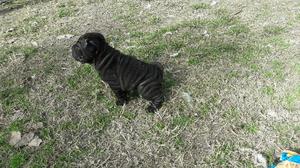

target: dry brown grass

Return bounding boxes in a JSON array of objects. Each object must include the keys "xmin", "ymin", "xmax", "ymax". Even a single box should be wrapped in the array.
[{"xmin": 0, "ymin": 0, "xmax": 299, "ymax": 167}]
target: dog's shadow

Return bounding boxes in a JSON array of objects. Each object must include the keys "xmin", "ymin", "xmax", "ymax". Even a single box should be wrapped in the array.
[{"xmin": 161, "ymin": 63, "xmax": 186, "ymax": 102}]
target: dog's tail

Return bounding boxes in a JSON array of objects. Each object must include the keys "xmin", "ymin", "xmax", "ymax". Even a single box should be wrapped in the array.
[{"xmin": 152, "ymin": 62, "xmax": 164, "ymax": 71}]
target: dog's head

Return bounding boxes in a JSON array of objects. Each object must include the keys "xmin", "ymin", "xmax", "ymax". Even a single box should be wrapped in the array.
[{"xmin": 72, "ymin": 32, "xmax": 106, "ymax": 64}]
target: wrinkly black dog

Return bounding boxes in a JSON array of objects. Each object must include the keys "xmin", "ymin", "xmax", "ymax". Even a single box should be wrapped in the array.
[{"xmin": 71, "ymin": 32, "xmax": 164, "ymax": 112}]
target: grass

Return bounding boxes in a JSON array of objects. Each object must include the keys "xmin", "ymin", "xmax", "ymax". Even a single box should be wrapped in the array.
[
  {"xmin": 154, "ymin": 121, "xmax": 165, "ymax": 131},
  {"xmin": 0, "ymin": 86, "xmax": 30, "ymax": 114},
  {"xmin": 198, "ymin": 103, "xmax": 210, "ymax": 117},
  {"xmin": 264, "ymin": 148, "xmax": 276, "ymax": 165},
  {"xmin": 208, "ymin": 143, "xmax": 235, "ymax": 166},
  {"xmin": 174, "ymin": 136, "xmax": 185, "ymax": 149},
  {"xmin": 295, "ymin": 63, "xmax": 300, "ymax": 74},
  {"xmin": 242, "ymin": 122, "xmax": 259, "ymax": 134},
  {"xmin": 0, "ymin": 0, "xmax": 299, "ymax": 167},
  {"xmin": 262, "ymin": 85, "xmax": 275, "ymax": 96},
  {"xmin": 272, "ymin": 124, "xmax": 299, "ymax": 147},
  {"xmin": 121, "ymin": 14, "xmax": 267, "ymax": 66},
  {"xmin": 222, "ymin": 108, "xmax": 240, "ymax": 120},
  {"xmin": 0, "ymin": 0, "xmax": 49, "ymax": 10},
  {"xmin": 67, "ymin": 64, "xmax": 100, "ymax": 89},
  {"xmin": 163, "ymin": 71, "xmax": 177, "ymax": 90},
  {"xmin": 227, "ymin": 24, "xmax": 250, "ymax": 36},
  {"xmin": 9, "ymin": 153, "xmax": 27, "ymax": 168},
  {"xmin": 149, "ymin": 16, "xmax": 161, "ymax": 24},
  {"xmin": 283, "ymin": 85, "xmax": 300, "ymax": 111},
  {"xmin": 266, "ymin": 36, "xmax": 290, "ymax": 49},
  {"xmin": 191, "ymin": 3, "xmax": 210, "ymax": 10},
  {"xmin": 122, "ymin": 111, "xmax": 137, "ymax": 120},
  {"xmin": 297, "ymin": 13, "xmax": 300, "ymax": 20},
  {"xmin": 263, "ymin": 25, "xmax": 286, "ymax": 36},
  {"xmin": 22, "ymin": 47, "xmax": 38, "ymax": 60},
  {"xmin": 172, "ymin": 115, "xmax": 194, "ymax": 127},
  {"xmin": 0, "ymin": 46, "xmax": 37, "ymax": 65},
  {"xmin": 57, "ymin": 4, "xmax": 75, "ymax": 18},
  {"xmin": 264, "ymin": 60, "xmax": 285, "ymax": 80},
  {"xmin": 4, "ymin": 16, "xmax": 48, "ymax": 37}
]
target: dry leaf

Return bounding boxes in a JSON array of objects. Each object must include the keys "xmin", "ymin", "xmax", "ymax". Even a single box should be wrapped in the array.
[
  {"xmin": 15, "ymin": 132, "xmax": 34, "ymax": 147},
  {"xmin": 9, "ymin": 131, "xmax": 21, "ymax": 146},
  {"xmin": 28, "ymin": 137, "xmax": 42, "ymax": 147}
]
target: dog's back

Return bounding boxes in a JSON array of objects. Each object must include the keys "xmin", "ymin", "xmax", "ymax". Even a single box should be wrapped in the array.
[{"xmin": 116, "ymin": 55, "xmax": 162, "ymax": 91}]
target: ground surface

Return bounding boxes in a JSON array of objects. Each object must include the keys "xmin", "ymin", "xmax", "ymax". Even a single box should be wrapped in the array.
[{"xmin": 0, "ymin": 0, "xmax": 299, "ymax": 167}]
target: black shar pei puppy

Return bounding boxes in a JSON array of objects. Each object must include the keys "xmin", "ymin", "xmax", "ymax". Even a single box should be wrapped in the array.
[{"xmin": 71, "ymin": 32, "xmax": 164, "ymax": 112}]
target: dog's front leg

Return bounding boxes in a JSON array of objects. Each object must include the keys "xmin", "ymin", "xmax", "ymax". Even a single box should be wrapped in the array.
[{"xmin": 110, "ymin": 87, "xmax": 128, "ymax": 106}]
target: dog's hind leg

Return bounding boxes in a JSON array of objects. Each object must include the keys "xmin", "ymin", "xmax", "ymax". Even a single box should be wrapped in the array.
[
  {"xmin": 147, "ymin": 95, "xmax": 164, "ymax": 113},
  {"xmin": 138, "ymin": 81, "xmax": 164, "ymax": 113}
]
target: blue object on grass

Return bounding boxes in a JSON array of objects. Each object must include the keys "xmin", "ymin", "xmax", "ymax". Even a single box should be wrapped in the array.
[{"xmin": 269, "ymin": 150, "xmax": 300, "ymax": 168}]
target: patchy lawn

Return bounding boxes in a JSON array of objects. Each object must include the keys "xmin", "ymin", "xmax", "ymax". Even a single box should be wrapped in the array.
[{"xmin": 0, "ymin": 0, "xmax": 299, "ymax": 167}]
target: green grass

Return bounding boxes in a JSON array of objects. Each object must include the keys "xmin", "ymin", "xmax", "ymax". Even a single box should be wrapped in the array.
[
  {"xmin": 266, "ymin": 36, "xmax": 290, "ymax": 49},
  {"xmin": 154, "ymin": 121, "xmax": 165, "ymax": 131},
  {"xmin": 235, "ymin": 45, "xmax": 268, "ymax": 64},
  {"xmin": 149, "ymin": 16, "xmax": 161, "ymax": 24},
  {"xmin": 209, "ymin": 143, "xmax": 234, "ymax": 166},
  {"xmin": 250, "ymin": 63, "xmax": 261, "ymax": 72},
  {"xmin": 122, "ymin": 111, "xmax": 137, "ymax": 120},
  {"xmin": 240, "ymin": 161, "xmax": 256, "ymax": 168},
  {"xmin": 0, "ymin": 46, "xmax": 38, "ymax": 65},
  {"xmin": 227, "ymin": 24, "xmax": 250, "ymax": 36},
  {"xmin": 272, "ymin": 124, "xmax": 298, "ymax": 146},
  {"xmin": 295, "ymin": 63, "xmax": 300, "ymax": 74},
  {"xmin": 262, "ymin": 85, "xmax": 275, "ymax": 96},
  {"xmin": 9, "ymin": 152, "xmax": 27, "ymax": 168},
  {"xmin": 0, "ymin": 0, "xmax": 48, "ymax": 9},
  {"xmin": 226, "ymin": 70, "xmax": 240, "ymax": 78},
  {"xmin": 8, "ymin": 120, "xmax": 27, "ymax": 132},
  {"xmin": 0, "ymin": 86, "xmax": 30, "ymax": 114},
  {"xmin": 163, "ymin": 71, "xmax": 177, "ymax": 90},
  {"xmin": 198, "ymin": 103, "xmax": 210, "ymax": 117},
  {"xmin": 264, "ymin": 60, "xmax": 285, "ymax": 80},
  {"xmin": 188, "ymin": 58, "xmax": 201, "ymax": 65},
  {"xmin": 174, "ymin": 136, "xmax": 185, "ymax": 149},
  {"xmin": 283, "ymin": 85, "xmax": 300, "ymax": 111},
  {"xmin": 57, "ymin": 5, "xmax": 75, "ymax": 18},
  {"xmin": 172, "ymin": 115, "xmax": 194, "ymax": 127},
  {"xmin": 222, "ymin": 108, "xmax": 240, "ymax": 120},
  {"xmin": 5, "ymin": 16, "xmax": 48, "ymax": 37},
  {"xmin": 263, "ymin": 25, "xmax": 286, "ymax": 36},
  {"xmin": 114, "ymin": 7, "xmax": 260, "ymax": 63},
  {"xmin": 111, "ymin": 2, "xmax": 163, "ymax": 31},
  {"xmin": 191, "ymin": 3, "xmax": 210, "ymax": 10},
  {"xmin": 264, "ymin": 148, "xmax": 277, "ymax": 167},
  {"xmin": 67, "ymin": 64, "xmax": 98, "ymax": 89},
  {"xmin": 196, "ymin": 95, "xmax": 219, "ymax": 118},
  {"xmin": 22, "ymin": 47, "xmax": 38, "ymax": 60},
  {"xmin": 242, "ymin": 122, "xmax": 259, "ymax": 134},
  {"xmin": 121, "ymin": 12, "xmax": 268, "ymax": 66},
  {"xmin": 296, "ymin": 13, "xmax": 300, "ymax": 21},
  {"xmin": 93, "ymin": 114, "xmax": 113, "ymax": 130}
]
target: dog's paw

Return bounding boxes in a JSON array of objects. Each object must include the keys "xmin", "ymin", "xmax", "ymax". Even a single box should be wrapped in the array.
[
  {"xmin": 116, "ymin": 99, "xmax": 127, "ymax": 106},
  {"xmin": 147, "ymin": 106, "xmax": 157, "ymax": 113}
]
